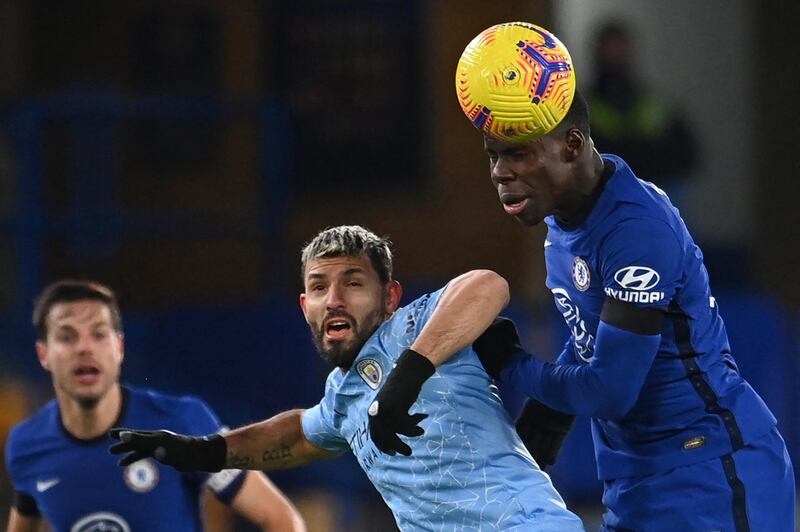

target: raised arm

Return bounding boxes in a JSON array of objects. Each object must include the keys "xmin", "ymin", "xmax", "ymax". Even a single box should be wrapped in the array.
[
  {"xmin": 412, "ymin": 269, "xmax": 509, "ymax": 366},
  {"xmin": 109, "ymin": 409, "xmax": 337, "ymax": 473},
  {"xmin": 368, "ymin": 270, "xmax": 509, "ymax": 456}
]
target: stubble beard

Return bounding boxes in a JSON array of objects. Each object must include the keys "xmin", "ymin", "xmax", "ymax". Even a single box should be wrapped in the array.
[
  {"xmin": 55, "ymin": 373, "xmax": 111, "ymax": 412},
  {"xmin": 310, "ymin": 307, "xmax": 387, "ymax": 370},
  {"xmin": 76, "ymin": 395, "xmax": 101, "ymax": 410}
]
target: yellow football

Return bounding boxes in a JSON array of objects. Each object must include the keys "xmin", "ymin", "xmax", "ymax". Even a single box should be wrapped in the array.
[{"xmin": 456, "ymin": 22, "xmax": 576, "ymax": 141}]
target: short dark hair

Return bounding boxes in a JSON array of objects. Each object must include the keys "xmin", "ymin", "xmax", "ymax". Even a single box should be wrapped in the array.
[
  {"xmin": 300, "ymin": 225, "xmax": 394, "ymax": 284},
  {"xmin": 33, "ymin": 279, "xmax": 123, "ymax": 340},
  {"xmin": 552, "ymin": 88, "xmax": 591, "ymax": 137}
]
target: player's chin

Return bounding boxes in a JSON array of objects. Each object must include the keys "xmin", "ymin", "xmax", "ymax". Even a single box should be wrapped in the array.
[
  {"xmin": 514, "ymin": 210, "xmax": 543, "ymax": 227},
  {"xmin": 321, "ymin": 341, "xmax": 359, "ymax": 369},
  {"xmin": 70, "ymin": 388, "xmax": 105, "ymax": 409},
  {"xmin": 323, "ymin": 334, "xmax": 350, "ymax": 351}
]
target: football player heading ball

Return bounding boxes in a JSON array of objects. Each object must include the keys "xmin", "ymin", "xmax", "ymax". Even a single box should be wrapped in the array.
[{"xmin": 459, "ymin": 21, "xmax": 796, "ymax": 531}]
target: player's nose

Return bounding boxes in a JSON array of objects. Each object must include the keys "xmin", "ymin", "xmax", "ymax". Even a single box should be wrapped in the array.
[
  {"xmin": 325, "ymin": 283, "xmax": 346, "ymax": 309},
  {"xmin": 491, "ymin": 162, "xmax": 515, "ymax": 185},
  {"xmin": 74, "ymin": 333, "xmax": 96, "ymax": 355}
]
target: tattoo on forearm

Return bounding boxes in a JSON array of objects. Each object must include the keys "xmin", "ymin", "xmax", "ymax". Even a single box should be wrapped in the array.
[
  {"xmin": 262, "ymin": 442, "xmax": 292, "ymax": 463},
  {"xmin": 228, "ymin": 453, "xmax": 255, "ymax": 469}
]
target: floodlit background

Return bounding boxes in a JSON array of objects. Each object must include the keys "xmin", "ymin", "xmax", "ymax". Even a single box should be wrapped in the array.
[{"xmin": 1, "ymin": 1, "xmax": 798, "ymax": 530}]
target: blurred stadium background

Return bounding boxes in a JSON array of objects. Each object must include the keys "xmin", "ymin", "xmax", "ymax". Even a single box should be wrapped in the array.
[{"xmin": 0, "ymin": 1, "xmax": 797, "ymax": 530}]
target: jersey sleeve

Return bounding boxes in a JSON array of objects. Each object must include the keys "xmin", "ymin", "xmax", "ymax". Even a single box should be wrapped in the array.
[
  {"xmin": 301, "ymin": 392, "xmax": 349, "ymax": 454},
  {"xmin": 11, "ymin": 490, "xmax": 40, "ymax": 517},
  {"xmin": 179, "ymin": 397, "xmax": 248, "ymax": 503},
  {"xmin": 599, "ymin": 218, "xmax": 683, "ymax": 308},
  {"xmin": 555, "ymin": 335, "xmax": 576, "ymax": 365},
  {"xmin": 5, "ymin": 425, "xmax": 41, "ymax": 517},
  {"xmin": 399, "ymin": 287, "xmax": 446, "ymax": 341},
  {"xmin": 179, "ymin": 397, "xmax": 223, "ymax": 436},
  {"xmin": 412, "ymin": 287, "xmax": 445, "ymax": 326}
]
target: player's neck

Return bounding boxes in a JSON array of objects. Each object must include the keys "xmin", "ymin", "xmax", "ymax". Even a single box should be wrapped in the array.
[{"xmin": 57, "ymin": 384, "xmax": 122, "ymax": 440}]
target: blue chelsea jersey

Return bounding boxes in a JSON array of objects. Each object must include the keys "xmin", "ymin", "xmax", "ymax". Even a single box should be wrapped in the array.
[
  {"xmin": 303, "ymin": 288, "xmax": 584, "ymax": 531},
  {"xmin": 5, "ymin": 386, "xmax": 246, "ymax": 532},
  {"xmin": 543, "ymin": 154, "xmax": 776, "ymax": 480}
]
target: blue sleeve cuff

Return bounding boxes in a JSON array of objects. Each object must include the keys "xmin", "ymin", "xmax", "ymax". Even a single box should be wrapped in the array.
[{"xmin": 12, "ymin": 490, "xmax": 40, "ymax": 517}]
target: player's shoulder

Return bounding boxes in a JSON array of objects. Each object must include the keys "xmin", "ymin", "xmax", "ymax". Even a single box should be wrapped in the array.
[
  {"xmin": 6, "ymin": 399, "xmax": 60, "ymax": 466},
  {"xmin": 605, "ymin": 156, "xmax": 677, "ymax": 216},
  {"xmin": 599, "ymin": 156, "xmax": 684, "ymax": 235},
  {"xmin": 396, "ymin": 287, "xmax": 446, "ymax": 319},
  {"xmin": 123, "ymin": 385, "xmax": 219, "ymax": 432},
  {"xmin": 126, "ymin": 384, "xmax": 207, "ymax": 410},
  {"xmin": 381, "ymin": 286, "xmax": 446, "ymax": 338}
]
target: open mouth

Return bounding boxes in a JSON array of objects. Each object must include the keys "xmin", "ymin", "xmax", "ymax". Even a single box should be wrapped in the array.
[
  {"xmin": 74, "ymin": 366, "xmax": 100, "ymax": 384},
  {"xmin": 501, "ymin": 196, "xmax": 529, "ymax": 216},
  {"xmin": 325, "ymin": 319, "xmax": 352, "ymax": 341}
]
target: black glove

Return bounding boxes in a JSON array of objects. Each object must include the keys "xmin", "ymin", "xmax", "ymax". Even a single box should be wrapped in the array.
[
  {"xmin": 368, "ymin": 349, "xmax": 434, "ymax": 456},
  {"xmin": 109, "ymin": 428, "xmax": 227, "ymax": 472},
  {"xmin": 515, "ymin": 399, "xmax": 575, "ymax": 469},
  {"xmin": 473, "ymin": 316, "xmax": 524, "ymax": 379}
]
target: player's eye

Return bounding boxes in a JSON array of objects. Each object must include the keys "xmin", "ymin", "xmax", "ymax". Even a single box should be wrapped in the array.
[
  {"xmin": 310, "ymin": 284, "xmax": 326, "ymax": 292},
  {"xmin": 347, "ymin": 281, "xmax": 363, "ymax": 288},
  {"xmin": 507, "ymin": 149, "xmax": 527, "ymax": 160},
  {"xmin": 56, "ymin": 332, "xmax": 76, "ymax": 343}
]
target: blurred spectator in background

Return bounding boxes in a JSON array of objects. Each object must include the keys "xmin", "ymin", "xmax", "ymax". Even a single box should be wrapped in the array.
[
  {"xmin": 4, "ymin": 279, "xmax": 306, "ymax": 532},
  {"xmin": 587, "ymin": 20, "xmax": 697, "ymax": 211}
]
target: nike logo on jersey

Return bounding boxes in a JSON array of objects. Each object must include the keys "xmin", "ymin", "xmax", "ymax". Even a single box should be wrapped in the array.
[
  {"xmin": 544, "ymin": 239, "xmax": 552, "ymax": 248},
  {"xmin": 36, "ymin": 478, "xmax": 60, "ymax": 492}
]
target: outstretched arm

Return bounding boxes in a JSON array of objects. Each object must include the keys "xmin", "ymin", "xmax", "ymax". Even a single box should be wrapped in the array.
[
  {"xmin": 223, "ymin": 410, "xmax": 335, "ymax": 470},
  {"xmin": 110, "ymin": 409, "xmax": 337, "ymax": 472},
  {"xmin": 490, "ymin": 298, "xmax": 663, "ymax": 419}
]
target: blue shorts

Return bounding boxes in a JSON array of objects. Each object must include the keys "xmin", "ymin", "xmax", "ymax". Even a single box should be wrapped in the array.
[{"xmin": 600, "ymin": 427, "xmax": 796, "ymax": 531}]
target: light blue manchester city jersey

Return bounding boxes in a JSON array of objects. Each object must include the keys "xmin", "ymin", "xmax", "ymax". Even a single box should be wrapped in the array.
[{"xmin": 303, "ymin": 288, "xmax": 584, "ymax": 531}]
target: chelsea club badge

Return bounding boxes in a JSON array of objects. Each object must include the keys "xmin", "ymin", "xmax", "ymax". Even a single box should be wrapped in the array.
[{"xmin": 572, "ymin": 256, "xmax": 591, "ymax": 292}]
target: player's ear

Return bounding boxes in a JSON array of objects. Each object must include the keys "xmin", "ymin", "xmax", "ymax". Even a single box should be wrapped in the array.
[
  {"xmin": 117, "ymin": 333, "xmax": 125, "ymax": 364},
  {"xmin": 36, "ymin": 340, "xmax": 50, "ymax": 371},
  {"xmin": 385, "ymin": 280, "xmax": 403, "ymax": 314},
  {"xmin": 299, "ymin": 293, "xmax": 309, "ymax": 322},
  {"xmin": 564, "ymin": 128, "xmax": 585, "ymax": 162}
]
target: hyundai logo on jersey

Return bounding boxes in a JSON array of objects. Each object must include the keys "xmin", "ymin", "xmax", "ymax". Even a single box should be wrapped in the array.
[{"xmin": 613, "ymin": 266, "xmax": 660, "ymax": 290}]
